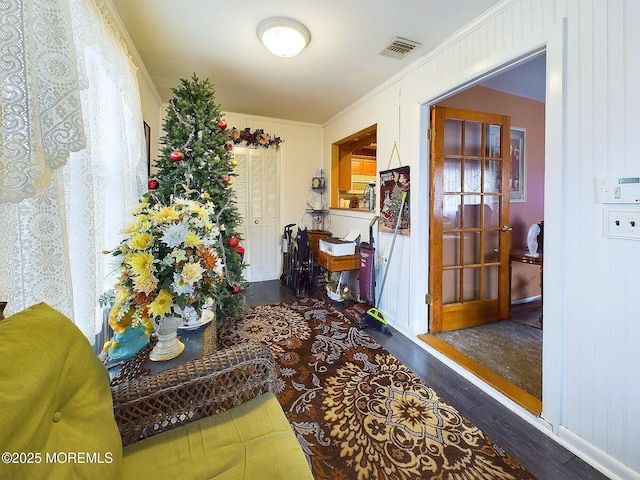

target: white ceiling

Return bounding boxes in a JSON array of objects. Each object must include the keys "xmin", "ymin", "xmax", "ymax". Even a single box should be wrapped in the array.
[{"xmin": 110, "ymin": 0, "xmax": 507, "ymax": 124}]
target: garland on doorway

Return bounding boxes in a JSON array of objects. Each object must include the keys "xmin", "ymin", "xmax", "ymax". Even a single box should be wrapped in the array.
[{"xmin": 228, "ymin": 127, "xmax": 284, "ymax": 149}]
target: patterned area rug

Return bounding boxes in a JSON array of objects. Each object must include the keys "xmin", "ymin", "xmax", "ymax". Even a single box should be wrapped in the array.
[{"xmin": 219, "ymin": 299, "xmax": 536, "ymax": 480}]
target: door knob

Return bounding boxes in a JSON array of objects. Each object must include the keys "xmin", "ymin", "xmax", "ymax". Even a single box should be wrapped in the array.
[
  {"xmin": 254, "ymin": 220, "xmax": 259, "ymax": 224},
  {"xmin": 502, "ymin": 225, "xmax": 512, "ymax": 232}
]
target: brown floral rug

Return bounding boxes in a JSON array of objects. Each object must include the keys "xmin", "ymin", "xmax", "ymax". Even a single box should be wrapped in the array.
[{"xmin": 219, "ymin": 298, "xmax": 536, "ymax": 480}]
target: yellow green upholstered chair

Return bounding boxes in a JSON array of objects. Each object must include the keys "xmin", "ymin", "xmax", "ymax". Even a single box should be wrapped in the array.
[{"xmin": 0, "ymin": 303, "xmax": 313, "ymax": 479}]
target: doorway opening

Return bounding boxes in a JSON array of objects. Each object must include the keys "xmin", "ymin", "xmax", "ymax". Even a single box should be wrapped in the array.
[
  {"xmin": 330, "ymin": 125, "xmax": 377, "ymax": 210},
  {"xmin": 419, "ymin": 52, "xmax": 546, "ymax": 414}
]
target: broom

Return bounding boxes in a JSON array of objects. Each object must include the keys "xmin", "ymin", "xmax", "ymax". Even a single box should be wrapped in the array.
[{"xmin": 364, "ymin": 191, "xmax": 407, "ymax": 334}]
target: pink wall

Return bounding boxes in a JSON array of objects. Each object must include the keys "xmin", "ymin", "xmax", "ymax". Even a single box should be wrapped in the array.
[{"xmin": 440, "ymin": 86, "xmax": 545, "ymax": 300}]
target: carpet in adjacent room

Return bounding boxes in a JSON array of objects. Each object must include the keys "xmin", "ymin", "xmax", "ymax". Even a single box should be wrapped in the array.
[{"xmin": 432, "ymin": 300, "xmax": 542, "ymax": 400}]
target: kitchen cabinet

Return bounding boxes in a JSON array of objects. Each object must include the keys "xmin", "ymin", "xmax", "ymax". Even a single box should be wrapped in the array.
[{"xmin": 351, "ymin": 155, "xmax": 376, "ymax": 176}]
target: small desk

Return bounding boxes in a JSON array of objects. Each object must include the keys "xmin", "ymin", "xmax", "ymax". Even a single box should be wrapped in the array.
[
  {"xmin": 316, "ymin": 249, "xmax": 360, "ymax": 273},
  {"xmin": 509, "ymin": 249, "xmax": 543, "ymax": 325}
]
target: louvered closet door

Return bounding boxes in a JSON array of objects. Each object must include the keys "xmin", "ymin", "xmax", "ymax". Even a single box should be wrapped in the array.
[{"xmin": 233, "ymin": 147, "xmax": 280, "ymax": 281}]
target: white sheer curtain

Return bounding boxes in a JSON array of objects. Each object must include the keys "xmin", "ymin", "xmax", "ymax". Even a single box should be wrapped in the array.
[{"xmin": 0, "ymin": 0, "xmax": 146, "ymax": 342}]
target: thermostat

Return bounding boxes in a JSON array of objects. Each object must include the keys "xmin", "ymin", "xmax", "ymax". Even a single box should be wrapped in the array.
[{"xmin": 595, "ymin": 176, "xmax": 640, "ymax": 203}]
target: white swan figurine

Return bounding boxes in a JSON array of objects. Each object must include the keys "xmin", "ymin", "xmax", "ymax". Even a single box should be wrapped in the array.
[{"xmin": 527, "ymin": 223, "xmax": 541, "ymax": 257}]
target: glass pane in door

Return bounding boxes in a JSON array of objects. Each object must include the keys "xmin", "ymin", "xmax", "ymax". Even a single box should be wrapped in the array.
[
  {"xmin": 484, "ymin": 230, "xmax": 500, "ymax": 263},
  {"xmin": 464, "ymin": 122, "xmax": 482, "ymax": 157},
  {"xmin": 485, "ymin": 124, "xmax": 501, "ymax": 157},
  {"xmin": 484, "ymin": 160, "xmax": 502, "ymax": 193},
  {"xmin": 444, "ymin": 157, "xmax": 462, "ymax": 192},
  {"xmin": 443, "ymin": 194, "xmax": 461, "ymax": 228},
  {"xmin": 463, "ymin": 231, "xmax": 481, "ymax": 265},
  {"xmin": 443, "ymin": 233, "xmax": 461, "ymax": 268},
  {"xmin": 485, "ymin": 196, "xmax": 500, "ymax": 228},
  {"xmin": 444, "ymin": 120, "xmax": 462, "ymax": 155},
  {"xmin": 459, "ymin": 195, "xmax": 483, "ymax": 228},
  {"xmin": 464, "ymin": 159, "xmax": 482, "ymax": 192},
  {"xmin": 442, "ymin": 269, "xmax": 460, "ymax": 304}
]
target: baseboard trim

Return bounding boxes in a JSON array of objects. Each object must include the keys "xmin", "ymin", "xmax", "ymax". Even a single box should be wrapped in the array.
[
  {"xmin": 511, "ymin": 295, "xmax": 542, "ymax": 305},
  {"xmin": 558, "ymin": 426, "xmax": 638, "ymax": 480},
  {"xmin": 417, "ymin": 333, "xmax": 542, "ymax": 415}
]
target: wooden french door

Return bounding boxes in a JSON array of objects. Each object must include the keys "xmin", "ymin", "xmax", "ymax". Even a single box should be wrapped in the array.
[{"xmin": 429, "ymin": 106, "xmax": 511, "ymax": 333}]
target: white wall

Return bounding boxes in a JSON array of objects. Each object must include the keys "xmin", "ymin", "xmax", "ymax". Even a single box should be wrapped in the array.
[
  {"xmin": 137, "ymin": 71, "xmax": 163, "ymax": 168},
  {"xmin": 323, "ymin": 1, "xmax": 640, "ymax": 478},
  {"xmin": 324, "ymin": 83, "xmax": 419, "ymax": 333}
]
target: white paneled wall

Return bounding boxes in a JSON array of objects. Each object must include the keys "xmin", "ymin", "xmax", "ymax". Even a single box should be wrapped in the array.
[
  {"xmin": 323, "ymin": 84, "xmax": 417, "ymax": 332},
  {"xmin": 324, "ymin": 1, "xmax": 640, "ymax": 478},
  {"xmin": 557, "ymin": 2, "xmax": 639, "ymax": 474}
]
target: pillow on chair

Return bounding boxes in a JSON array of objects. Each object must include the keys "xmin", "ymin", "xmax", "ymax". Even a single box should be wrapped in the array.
[{"xmin": 0, "ymin": 303, "xmax": 122, "ymax": 479}]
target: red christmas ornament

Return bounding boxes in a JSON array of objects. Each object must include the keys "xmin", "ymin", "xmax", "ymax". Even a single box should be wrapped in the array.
[
  {"xmin": 236, "ymin": 246, "xmax": 245, "ymax": 260},
  {"xmin": 148, "ymin": 179, "xmax": 159, "ymax": 190},
  {"xmin": 231, "ymin": 285, "xmax": 241, "ymax": 294},
  {"xmin": 217, "ymin": 120, "xmax": 228, "ymax": 130},
  {"xmin": 228, "ymin": 236, "xmax": 239, "ymax": 248},
  {"xmin": 171, "ymin": 149, "xmax": 184, "ymax": 162},
  {"xmin": 225, "ymin": 143, "xmax": 233, "ymax": 151}
]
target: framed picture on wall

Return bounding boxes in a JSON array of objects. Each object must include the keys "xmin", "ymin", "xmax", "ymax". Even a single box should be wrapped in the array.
[
  {"xmin": 379, "ymin": 166, "xmax": 410, "ymax": 235},
  {"xmin": 144, "ymin": 122, "xmax": 151, "ymax": 176},
  {"xmin": 510, "ymin": 127, "xmax": 526, "ymax": 202}
]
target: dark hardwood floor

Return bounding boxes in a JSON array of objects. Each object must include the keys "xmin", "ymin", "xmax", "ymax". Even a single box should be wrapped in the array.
[{"xmin": 246, "ymin": 280, "xmax": 610, "ymax": 480}]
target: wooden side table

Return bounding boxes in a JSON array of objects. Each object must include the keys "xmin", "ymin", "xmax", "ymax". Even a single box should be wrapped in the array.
[{"xmin": 509, "ymin": 249, "xmax": 543, "ymax": 325}]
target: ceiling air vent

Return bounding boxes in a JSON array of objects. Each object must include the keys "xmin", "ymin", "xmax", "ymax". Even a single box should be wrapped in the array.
[{"xmin": 378, "ymin": 36, "xmax": 421, "ymax": 59}]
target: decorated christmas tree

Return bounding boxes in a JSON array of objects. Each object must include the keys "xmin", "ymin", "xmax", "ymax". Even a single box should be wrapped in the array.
[{"xmin": 149, "ymin": 74, "xmax": 248, "ymax": 319}]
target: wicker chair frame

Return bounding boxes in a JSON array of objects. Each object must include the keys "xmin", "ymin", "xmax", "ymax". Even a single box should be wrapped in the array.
[{"xmin": 111, "ymin": 340, "xmax": 277, "ymax": 447}]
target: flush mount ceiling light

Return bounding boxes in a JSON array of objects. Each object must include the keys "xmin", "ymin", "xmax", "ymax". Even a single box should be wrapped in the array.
[{"xmin": 257, "ymin": 17, "xmax": 310, "ymax": 57}]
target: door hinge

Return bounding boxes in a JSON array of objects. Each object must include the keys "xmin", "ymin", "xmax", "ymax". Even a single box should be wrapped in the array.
[
  {"xmin": 425, "ymin": 293, "xmax": 433, "ymax": 305},
  {"xmin": 426, "ymin": 128, "xmax": 436, "ymax": 140}
]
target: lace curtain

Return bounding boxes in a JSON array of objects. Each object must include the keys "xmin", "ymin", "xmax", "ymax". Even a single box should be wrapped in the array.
[{"xmin": 0, "ymin": 0, "xmax": 147, "ymax": 342}]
